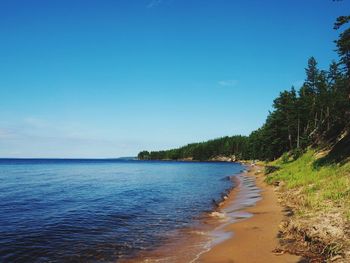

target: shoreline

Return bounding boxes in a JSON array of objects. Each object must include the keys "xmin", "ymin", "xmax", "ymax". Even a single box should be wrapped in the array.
[
  {"xmin": 120, "ymin": 164, "xmax": 254, "ymax": 263},
  {"xmin": 198, "ymin": 165, "xmax": 302, "ymax": 263},
  {"xmin": 121, "ymin": 164, "xmax": 303, "ymax": 263},
  {"xmin": 121, "ymin": 163, "xmax": 302, "ymax": 263}
]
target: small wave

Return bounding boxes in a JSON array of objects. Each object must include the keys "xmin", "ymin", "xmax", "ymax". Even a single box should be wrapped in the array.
[
  {"xmin": 209, "ymin": 211, "xmax": 227, "ymax": 219},
  {"xmin": 189, "ymin": 230, "xmax": 208, "ymax": 236}
]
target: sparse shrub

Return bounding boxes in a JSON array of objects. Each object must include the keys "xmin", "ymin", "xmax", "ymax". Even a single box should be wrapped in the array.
[
  {"xmin": 291, "ymin": 148, "xmax": 303, "ymax": 160},
  {"xmin": 265, "ymin": 165, "xmax": 280, "ymax": 174},
  {"xmin": 281, "ymin": 152, "xmax": 289, "ymax": 163}
]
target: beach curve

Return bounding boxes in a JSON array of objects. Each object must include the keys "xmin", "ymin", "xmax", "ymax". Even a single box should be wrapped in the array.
[{"xmin": 197, "ymin": 165, "xmax": 302, "ymax": 263}]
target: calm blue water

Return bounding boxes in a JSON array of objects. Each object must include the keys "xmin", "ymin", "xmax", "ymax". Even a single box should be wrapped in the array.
[{"xmin": 0, "ymin": 159, "xmax": 243, "ymax": 262}]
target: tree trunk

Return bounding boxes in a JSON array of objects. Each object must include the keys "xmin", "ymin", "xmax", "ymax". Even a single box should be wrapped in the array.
[
  {"xmin": 297, "ymin": 116, "xmax": 300, "ymax": 149},
  {"xmin": 314, "ymin": 112, "xmax": 318, "ymax": 130},
  {"xmin": 327, "ymin": 106, "xmax": 330, "ymax": 131}
]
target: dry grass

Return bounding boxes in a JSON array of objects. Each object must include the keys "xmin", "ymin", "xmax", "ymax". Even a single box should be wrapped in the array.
[
  {"xmin": 266, "ymin": 150, "xmax": 350, "ymax": 216},
  {"xmin": 265, "ymin": 149, "xmax": 350, "ymax": 262}
]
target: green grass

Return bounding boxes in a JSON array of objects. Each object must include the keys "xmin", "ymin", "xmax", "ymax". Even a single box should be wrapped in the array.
[{"xmin": 266, "ymin": 149, "xmax": 350, "ymax": 215}]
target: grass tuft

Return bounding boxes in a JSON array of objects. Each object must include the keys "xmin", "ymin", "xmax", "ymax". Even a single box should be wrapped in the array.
[{"xmin": 266, "ymin": 149, "xmax": 350, "ymax": 214}]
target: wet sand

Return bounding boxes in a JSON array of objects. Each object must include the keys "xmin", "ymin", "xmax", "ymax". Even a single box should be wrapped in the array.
[
  {"xmin": 122, "ymin": 165, "xmax": 302, "ymax": 263},
  {"xmin": 120, "ymin": 169, "xmax": 260, "ymax": 263},
  {"xmin": 198, "ymin": 165, "xmax": 301, "ymax": 263}
]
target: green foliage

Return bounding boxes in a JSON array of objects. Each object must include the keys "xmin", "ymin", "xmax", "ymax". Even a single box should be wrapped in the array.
[
  {"xmin": 334, "ymin": 15, "xmax": 350, "ymax": 75},
  {"xmin": 137, "ymin": 151, "xmax": 150, "ymax": 160},
  {"xmin": 291, "ymin": 148, "xmax": 304, "ymax": 160},
  {"xmin": 138, "ymin": 15, "xmax": 350, "ymax": 162},
  {"xmin": 138, "ymin": 136, "xmax": 250, "ymax": 160},
  {"xmin": 264, "ymin": 165, "xmax": 280, "ymax": 175},
  {"xmin": 281, "ymin": 152, "xmax": 290, "ymax": 164},
  {"xmin": 266, "ymin": 149, "xmax": 350, "ymax": 212}
]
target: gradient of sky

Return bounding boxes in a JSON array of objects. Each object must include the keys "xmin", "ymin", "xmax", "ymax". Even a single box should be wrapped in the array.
[{"xmin": 0, "ymin": 0, "xmax": 349, "ymax": 158}]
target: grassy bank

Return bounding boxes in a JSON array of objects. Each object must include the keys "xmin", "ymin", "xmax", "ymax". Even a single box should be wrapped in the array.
[
  {"xmin": 265, "ymin": 149, "xmax": 350, "ymax": 261},
  {"xmin": 266, "ymin": 149, "xmax": 350, "ymax": 218}
]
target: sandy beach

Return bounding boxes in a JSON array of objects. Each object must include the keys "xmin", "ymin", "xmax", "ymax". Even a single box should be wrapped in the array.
[
  {"xmin": 197, "ymin": 165, "xmax": 302, "ymax": 263},
  {"xmin": 125, "ymin": 165, "xmax": 304, "ymax": 263}
]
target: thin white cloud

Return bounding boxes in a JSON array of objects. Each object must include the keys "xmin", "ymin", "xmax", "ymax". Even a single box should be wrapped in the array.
[
  {"xmin": 218, "ymin": 79, "xmax": 238, "ymax": 87},
  {"xmin": 0, "ymin": 128, "xmax": 14, "ymax": 139},
  {"xmin": 0, "ymin": 117, "xmax": 139, "ymax": 158},
  {"xmin": 147, "ymin": 0, "xmax": 163, "ymax": 8},
  {"xmin": 23, "ymin": 117, "xmax": 48, "ymax": 128}
]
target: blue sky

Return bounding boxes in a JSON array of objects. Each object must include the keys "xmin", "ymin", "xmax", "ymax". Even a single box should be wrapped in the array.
[{"xmin": 0, "ymin": 0, "xmax": 349, "ymax": 158}]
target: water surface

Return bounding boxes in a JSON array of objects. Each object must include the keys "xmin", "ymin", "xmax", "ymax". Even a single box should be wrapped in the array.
[{"xmin": 0, "ymin": 159, "xmax": 243, "ymax": 262}]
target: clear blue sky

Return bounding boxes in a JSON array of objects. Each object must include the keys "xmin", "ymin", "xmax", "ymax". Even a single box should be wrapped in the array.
[{"xmin": 0, "ymin": 0, "xmax": 349, "ymax": 158}]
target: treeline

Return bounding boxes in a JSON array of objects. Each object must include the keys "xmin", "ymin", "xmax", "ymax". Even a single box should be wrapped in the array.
[
  {"xmin": 138, "ymin": 135, "xmax": 250, "ymax": 161},
  {"xmin": 138, "ymin": 15, "xmax": 350, "ymax": 161}
]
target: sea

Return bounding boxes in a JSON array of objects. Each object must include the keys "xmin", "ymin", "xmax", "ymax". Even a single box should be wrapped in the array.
[{"xmin": 0, "ymin": 159, "xmax": 246, "ymax": 262}]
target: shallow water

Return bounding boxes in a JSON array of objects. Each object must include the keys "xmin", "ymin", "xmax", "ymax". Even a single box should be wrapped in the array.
[
  {"xmin": 127, "ymin": 168, "xmax": 262, "ymax": 263},
  {"xmin": 0, "ymin": 159, "xmax": 243, "ymax": 262}
]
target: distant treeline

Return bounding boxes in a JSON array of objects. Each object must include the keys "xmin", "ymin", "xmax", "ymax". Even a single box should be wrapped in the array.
[
  {"xmin": 138, "ymin": 136, "xmax": 250, "ymax": 161},
  {"xmin": 138, "ymin": 15, "xmax": 350, "ymax": 161}
]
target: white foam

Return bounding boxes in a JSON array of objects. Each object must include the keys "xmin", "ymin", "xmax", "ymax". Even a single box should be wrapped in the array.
[{"xmin": 209, "ymin": 211, "xmax": 226, "ymax": 219}]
